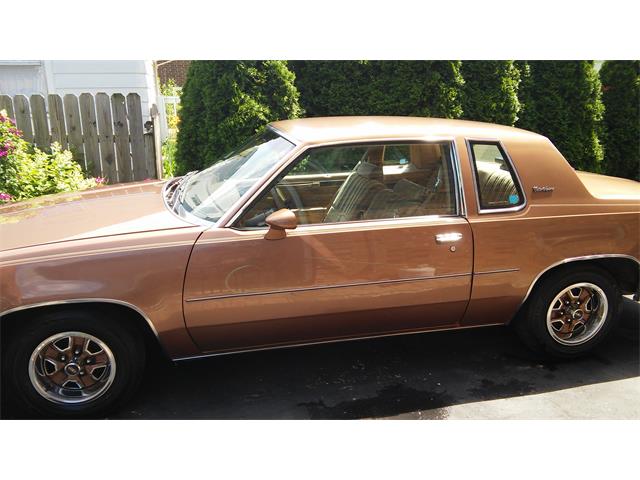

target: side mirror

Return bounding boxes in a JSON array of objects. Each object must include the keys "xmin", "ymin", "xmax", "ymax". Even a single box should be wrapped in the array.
[{"xmin": 264, "ymin": 209, "xmax": 298, "ymax": 240}]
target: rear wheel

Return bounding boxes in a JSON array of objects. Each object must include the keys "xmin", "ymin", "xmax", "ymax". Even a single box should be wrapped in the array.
[
  {"xmin": 2, "ymin": 309, "xmax": 145, "ymax": 418},
  {"xmin": 515, "ymin": 266, "xmax": 622, "ymax": 358}
]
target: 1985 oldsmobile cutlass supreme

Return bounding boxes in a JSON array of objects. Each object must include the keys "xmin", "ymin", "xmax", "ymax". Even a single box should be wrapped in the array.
[{"xmin": 1, "ymin": 117, "xmax": 639, "ymax": 417}]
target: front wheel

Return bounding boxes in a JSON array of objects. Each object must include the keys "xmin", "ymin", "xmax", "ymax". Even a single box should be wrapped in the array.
[
  {"xmin": 515, "ymin": 266, "xmax": 622, "ymax": 359},
  {"xmin": 2, "ymin": 309, "xmax": 145, "ymax": 418}
]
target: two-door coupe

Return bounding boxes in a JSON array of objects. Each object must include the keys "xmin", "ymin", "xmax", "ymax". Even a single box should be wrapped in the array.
[{"xmin": 1, "ymin": 116, "xmax": 639, "ymax": 417}]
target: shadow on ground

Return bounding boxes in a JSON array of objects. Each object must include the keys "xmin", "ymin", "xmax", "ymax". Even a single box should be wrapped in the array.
[
  {"xmin": 114, "ymin": 298, "xmax": 638, "ymax": 419},
  {"xmin": 3, "ymin": 299, "xmax": 638, "ymax": 419}
]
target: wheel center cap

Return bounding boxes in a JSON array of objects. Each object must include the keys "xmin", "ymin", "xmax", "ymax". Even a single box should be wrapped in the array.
[
  {"xmin": 64, "ymin": 363, "xmax": 80, "ymax": 376},
  {"xmin": 572, "ymin": 309, "xmax": 584, "ymax": 320}
]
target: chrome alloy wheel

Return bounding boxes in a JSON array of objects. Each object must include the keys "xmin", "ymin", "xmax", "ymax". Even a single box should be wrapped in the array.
[
  {"xmin": 28, "ymin": 331, "xmax": 116, "ymax": 404},
  {"xmin": 546, "ymin": 283, "xmax": 608, "ymax": 346}
]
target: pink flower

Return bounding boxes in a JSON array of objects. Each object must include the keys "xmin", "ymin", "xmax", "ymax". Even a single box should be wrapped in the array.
[
  {"xmin": 0, "ymin": 192, "xmax": 12, "ymax": 202},
  {"xmin": 95, "ymin": 177, "xmax": 106, "ymax": 185}
]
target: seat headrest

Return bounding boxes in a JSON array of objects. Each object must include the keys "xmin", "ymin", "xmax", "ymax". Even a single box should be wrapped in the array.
[
  {"xmin": 356, "ymin": 161, "xmax": 381, "ymax": 177},
  {"xmin": 410, "ymin": 144, "xmax": 443, "ymax": 169},
  {"xmin": 362, "ymin": 146, "xmax": 384, "ymax": 167}
]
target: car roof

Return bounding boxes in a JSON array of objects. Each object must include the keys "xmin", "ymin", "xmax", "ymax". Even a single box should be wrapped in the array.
[{"xmin": 269, "ymin": 116, "xmax": 544, "ymax": 146}]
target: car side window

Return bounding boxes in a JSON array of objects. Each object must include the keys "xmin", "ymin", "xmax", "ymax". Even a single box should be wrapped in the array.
[
  {"xmin": 468, "ymin": 141, "xmax": 524, "ymax": 211},
  {"xmin": 236, "ymin": 142, "xmax": 457, "ymax": 228}
]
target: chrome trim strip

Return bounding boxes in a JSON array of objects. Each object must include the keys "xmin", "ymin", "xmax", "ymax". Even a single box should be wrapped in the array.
[
  {"xmin": 174, "ymin": 322, "xmax": 505, "ymax": 361},
  {"xmin": 220, "ymin": 213, "xmax": 466, "ymax": 240},
  {"xmin": 521, "ymin": 254, "xmax": 640, "ymax": 305},
  {"xmin": 451, "ymin": 137, "xmax": 467, "ymax": 218},
  {"xmin": 268, "ymin": 125, "xmax": 301, "ymax": 146},
  {"xmin": 475, "ymin": 268, "xmax": 520, "ymax": 275},
  {"xmin": 0, "ymin": 298, "xmax": 161, "ymax": 340},
  {"xmin": 464, "ymin": 138, "xmax": 528, "ymax": 215},
  {"xmin": 185, "ymin": 272, "xmax": 472, "ymax": 303},
  {"xmin": 161, "ymin": 177, "xmax": 210, "ymax": 227}
]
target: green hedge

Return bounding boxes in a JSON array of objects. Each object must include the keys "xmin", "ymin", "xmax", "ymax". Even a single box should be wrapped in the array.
[
  {"xmin": 175, "ymin": 61, "xmax": 301, "ymax": 173},
  {"xmin": 175, "ymin": 60, "xmax": 638, "ymax": 180},
  {"xmin": 600, "ymin": 61, "xmax": 640, "ymax": 180},
  {"xmin": 517, "ymin": 61, "xmax": 604, "ymax": 172},
  {"xmin": 461, "ymin": 61, "xmax": 521, "ymax": 126},
  {"xmin": 290, "ymin": 61, "xmax": 464, "ymax": 118}
]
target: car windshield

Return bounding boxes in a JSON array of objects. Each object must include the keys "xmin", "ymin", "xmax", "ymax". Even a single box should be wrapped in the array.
[{"xmin": 174, "ymin": 130, "xmax": 295, "ymax": 223}]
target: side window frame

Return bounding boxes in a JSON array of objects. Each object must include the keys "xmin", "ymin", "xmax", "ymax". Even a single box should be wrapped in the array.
[
  {"xmin": 230, "ymin": 138, "xmax": 465, "ymax": 230},
  {"xmin": 466, "ymin": 139, "xmax": 527, "ymax": 214}
]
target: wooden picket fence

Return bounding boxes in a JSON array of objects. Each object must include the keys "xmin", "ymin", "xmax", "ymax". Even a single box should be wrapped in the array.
[{"xmin": 0, "ymin": 93, "xmax": 161, "ymax": 183}]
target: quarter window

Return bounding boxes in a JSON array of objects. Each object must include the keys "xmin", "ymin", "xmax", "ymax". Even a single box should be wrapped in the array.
[
  {"xmin": 236, "ymin": 142, "xmax": 458, "ymax": 228},
  {"xmin": 469, "ymin": 141, "xmax": 524, "ymax": 211}
]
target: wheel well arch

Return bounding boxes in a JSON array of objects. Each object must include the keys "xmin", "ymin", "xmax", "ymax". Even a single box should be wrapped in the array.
[
  {"xmin": 521, "ymin": 255, "xmax": 640, "ymax": 308},
  {"xmin": 0, "ymin": 299, "xmax": 166, "ymax": 358}
]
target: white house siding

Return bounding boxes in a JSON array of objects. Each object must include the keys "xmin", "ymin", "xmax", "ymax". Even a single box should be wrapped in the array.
[
  {"xmin": 0, "ymin": 61, "xmax": 48, "ymax": 96},
  {"xmin": 0, "ymin": 60, "xmax": 157, "ymax": 121}
]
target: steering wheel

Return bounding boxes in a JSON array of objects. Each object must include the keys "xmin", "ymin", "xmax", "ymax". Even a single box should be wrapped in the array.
[{"xmin": 272, "ymin": 184, "xmax": 305, "ymax": 211}]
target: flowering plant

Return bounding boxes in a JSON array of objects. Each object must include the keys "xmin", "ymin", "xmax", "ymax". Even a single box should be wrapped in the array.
[{"xmin": 0, "ymin": 109, "xmax": 101, "ymax": 203}]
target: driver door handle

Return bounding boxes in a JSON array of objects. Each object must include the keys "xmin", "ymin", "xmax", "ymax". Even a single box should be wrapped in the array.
[{"xmin": 435, "ymin": 232, "xmax": 463, "ymax": 244}]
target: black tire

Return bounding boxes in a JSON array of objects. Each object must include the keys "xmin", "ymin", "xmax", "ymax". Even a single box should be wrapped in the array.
[
  {"xmin": 2, "ymin": 309, "xmax": 145, "ymax": 418},
  {"xmin": 514, "ymin": 266, "xmax": 622, "ymax": 359}
]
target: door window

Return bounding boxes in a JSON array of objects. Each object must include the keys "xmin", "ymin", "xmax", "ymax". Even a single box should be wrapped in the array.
[{"xmin": 236, "ymin": 142, "xmax": 458, "ymax": 228}]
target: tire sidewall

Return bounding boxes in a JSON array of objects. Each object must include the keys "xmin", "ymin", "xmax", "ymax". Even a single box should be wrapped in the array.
[
  {"xmin": 4, "ymin": 309, "xmax": 145, "ymax": 418},
  {"xmin": 526, "ymin": 268, "xmax": 621, "ymax": 358}
]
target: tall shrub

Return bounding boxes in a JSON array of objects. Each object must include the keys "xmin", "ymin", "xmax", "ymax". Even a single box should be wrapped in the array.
[
  {"xmin": 176, "ymin": 61, "xmax": 301, "ymax": 173},
  {"xmin": 600, "ymin": 61, "xmax": 640, "ymax": 180},
  {"xmin": 290, "ymin": 61, "xmax": 464, "ymax": 118},
  {"xmin": 461, "ymin": 61, "xmax": 521, "ymax": 125},
  {"xmin": 516, "ymin": 60, "xmax": 604, "ymax": 172}
]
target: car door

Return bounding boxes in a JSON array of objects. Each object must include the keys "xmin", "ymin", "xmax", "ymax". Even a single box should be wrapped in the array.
[{"xmin": 183, "ymin": 140, "xmax": 473, "ymax": 353}]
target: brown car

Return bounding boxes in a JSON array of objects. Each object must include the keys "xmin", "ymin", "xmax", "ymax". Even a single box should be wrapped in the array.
[{"xmin": 1, "ymin": 116, "xmax": 639, "ymax": 417}]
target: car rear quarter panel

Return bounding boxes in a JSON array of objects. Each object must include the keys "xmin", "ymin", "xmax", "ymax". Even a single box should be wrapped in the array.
[{"xmin": 457, "ymin": 134, "xmax": 640, "ymax": 326}]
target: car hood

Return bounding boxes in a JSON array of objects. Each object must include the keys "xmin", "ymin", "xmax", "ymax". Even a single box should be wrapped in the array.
[{"xmin": 0, "ymin": 180, "xmax": 197, "ymax": 252}]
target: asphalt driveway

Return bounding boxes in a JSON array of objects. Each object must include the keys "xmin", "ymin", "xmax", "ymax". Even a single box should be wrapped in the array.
[
  {"xmin": 110, "ymin": 297, "xmax": 639, "ymax": 420},
  {"xmin": 2, "ymin": 298, "xmax": 637, "ymax": 420}
]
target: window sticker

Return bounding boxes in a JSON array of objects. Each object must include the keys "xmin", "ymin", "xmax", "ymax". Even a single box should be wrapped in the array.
[{"xmin": 508, "ymin": 194, "xmax": 520, "ymax": 205}]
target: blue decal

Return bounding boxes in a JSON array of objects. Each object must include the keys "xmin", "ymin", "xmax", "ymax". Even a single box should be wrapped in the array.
[{"xmin": 508, "ymin": 194, "xmax": 519, "ymax": 205}]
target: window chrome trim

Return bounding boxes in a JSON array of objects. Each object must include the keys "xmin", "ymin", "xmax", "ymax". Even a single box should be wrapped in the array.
[
  {"xmin": 267, "ymin": 125, "xmax": 301, "ymax": 146},
  {"xmin": 161, "ymin": 177, "xmax": 211, "ymax": 227},
  {"xmin": 224, "ymin": 137, "xmax": 463, "ymax": 229},
  {"xmin": 465, "ymin": 138, "xmax": 527, "ymax": 215},
  {"xmin": 520, "ymin": 254, "xmax": 640, "ymax": 306},
  {"xmin": 451, "ymin": 137, "xmax": 467, "ymax": 218}
]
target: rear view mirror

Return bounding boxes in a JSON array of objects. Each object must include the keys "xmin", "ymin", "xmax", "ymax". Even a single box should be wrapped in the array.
[{"xmin": 264, "ymin": 209, "xmax": 298, "ymax": 240}]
